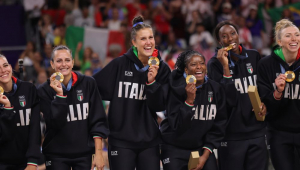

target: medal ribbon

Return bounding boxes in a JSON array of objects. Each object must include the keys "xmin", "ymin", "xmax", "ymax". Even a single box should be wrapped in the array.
[
  {"xmin": 279, "ymin": 64, "xmax": 300, "ymax": 74},
  {"xmin": 62, "ymin": 78, "xmax": 73, "ymax": 91}
]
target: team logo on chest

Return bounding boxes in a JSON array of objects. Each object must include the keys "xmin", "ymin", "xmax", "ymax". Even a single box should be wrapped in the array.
[
  {"xmin": 77, "ymin": 90, "xmax": 84, "ymax": 101},
  {"xmin": 246, "ymin": 63, "xmax": 253, "ymax": 74},
  {"xmin": 19, "ymin": 95, "xmax": 26, "ymax": 107},
  {"xmin": 208, "ymin": 91, "xmax": 213, "ymax": 103}
]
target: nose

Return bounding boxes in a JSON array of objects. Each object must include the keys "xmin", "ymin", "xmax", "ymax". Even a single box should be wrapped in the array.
[{"xmin": 291, "ymin": 35, "xmax": 296, "ymax": 41}]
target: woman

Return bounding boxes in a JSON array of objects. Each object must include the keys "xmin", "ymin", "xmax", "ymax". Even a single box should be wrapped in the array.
[
  {"xmin": 257, "ymin": 19, "xmax": 300, "ymax": 169},
  {"xmin": 207, "ymin": 20, "xmax": 267, "ymax": 170},
  {"xmin": 93, "ymin": 15, "xmax": 170, "ymax": 170},
  {"xmin": 0, "ymin": 55, "xmax": 41, "ymax": 170},
  {"xmin": 38, "ymin": 45, "xmax": 109, "ymax": 170},
  {"xmin": 160, "ymin": 50, "xmax": 227, "ymax": 170}
]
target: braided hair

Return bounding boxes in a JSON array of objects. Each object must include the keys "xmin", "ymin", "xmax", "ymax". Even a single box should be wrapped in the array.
[{"xmin": 175, "ymin": 50, "xmax": 205, "ymax": 73}]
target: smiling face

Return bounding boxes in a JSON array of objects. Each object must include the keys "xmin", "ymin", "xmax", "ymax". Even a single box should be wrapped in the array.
[
  {"xmin": 50, "ymin": 50, "xmax": 74, "ymax": 78},
  {"xmin": 132, "ymin": 28, "xmax": 155, "ymax": 58},
  {"xmin": 219, "ymin": 25, "xmax": 239, "ymax": 54},
  {"xmin": 278, "ymin": 26, "xmax": 300, "ymax": 53},
  {"xmin": 185, "ymin": 55, "xmax": 206, "ymax": 86},
  {"xmin": 0, "ymin": 57, "xmax": 12, "ymax": 85}
]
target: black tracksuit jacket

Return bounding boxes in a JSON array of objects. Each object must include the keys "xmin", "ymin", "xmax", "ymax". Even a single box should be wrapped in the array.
[
  {"xmin": 160, "ymin": 70, "xmax": 227, "ymax": 151},
  {"xmin": 207, "ymin": 45, "xmax": 266, "ymax": 140},
  {"xmin": 93, "ymin": 47, "xmax": 170, "ymax": 149},
  {"xmin": 38, "ymin": 72, "xmax": 109, "ymax": 157},
  {"xmin": 0, "ymin": 77, "xmax": 41, "ymax": 165},
  {"xmin": 258, "ymin": 46, "xmax": 300, "ymax": 132}
]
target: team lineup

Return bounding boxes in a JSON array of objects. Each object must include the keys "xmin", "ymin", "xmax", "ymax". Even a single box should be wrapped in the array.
[{"xmin": 0, "ymin": 15, "xmax": 300, "ymax": 170}]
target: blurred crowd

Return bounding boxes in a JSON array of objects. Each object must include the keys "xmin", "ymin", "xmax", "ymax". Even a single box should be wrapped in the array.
[{"xmin": 0, "ymin": 0, "xmax": 298, "ymax": 85}]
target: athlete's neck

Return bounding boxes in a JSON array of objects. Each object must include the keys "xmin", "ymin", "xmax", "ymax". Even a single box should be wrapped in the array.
[
  {"xmin": 138, "ymin": 55, "xmax": 148, "ymax": 66},
  {"xmin": 282, "ymin": 48, "xmax": 297, "ymax": 65},
  {"xmin": 63, "ymin": 73, "xmax": 72, "ymax": 87},
  {"xmin": 0, "ymin": 79, "xmax": 13, "ymax": 93}
]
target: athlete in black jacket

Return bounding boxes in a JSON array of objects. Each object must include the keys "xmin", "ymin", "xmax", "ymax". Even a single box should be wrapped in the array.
[
  {"xmin": 257, "ymin": 19, "xmax": 300, "ymax": 169},
  {"xmin": 207, "ymin": 21, "xmax": 267, "ymax": 170},
  {"xmin": 93, "ymin": 16, "xmax": 170, "ymax": 170},
  {"xmin": 38, "ymin": 45, "xmax": 109, "ymax": 170},
  {"xmin": 0, "ymin": 55, "xmax": 41, "ymax": 170},
  {"xmin": 160, "ymin": 50, "xmax": 227, "ymax": 170}
]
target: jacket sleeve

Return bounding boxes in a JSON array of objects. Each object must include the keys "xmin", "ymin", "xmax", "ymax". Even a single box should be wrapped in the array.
[
  {"xmin": 26, "ymin": 85, "xmax": 41, "ymax": 165},
  {"xmin": 88, "ymin": 78, "xmax": 109, "ymax": 146},
  {"xmin": 166, "ymin": 87, "xmax": 196, "ymax": 132},
  {"xmin": 38, "ymin": 84, "xmax": 69, "ymax": 130},
  {"xmin": 207, "ymin": 58, "xmax": 237, "ymax": 108},
  {"xmin": 93, "ymin": 58, "xmax": 119, "ymax": 101},
  {"xmin": 257, "ymin": 59, "xmax": 288, "ymax": 117},
  {"xmin": 146, "ymin": 62, "xmax": 171, "ymax": 111},
  {"xmin": 0, "ymin": 107, "xmax": 17, "ymax": 143},
  {"xmin": 203, "ymin": 85, "xmax": 227, "ymax": 152}
]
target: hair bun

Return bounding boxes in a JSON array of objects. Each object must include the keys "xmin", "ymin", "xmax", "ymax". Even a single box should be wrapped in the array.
[{"xmin": 132, "ymin": 15, "xmax": 144, "ymax": 25}]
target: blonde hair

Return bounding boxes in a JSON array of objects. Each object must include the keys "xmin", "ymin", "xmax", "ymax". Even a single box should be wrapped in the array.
[{"xmin": 274, "ymin": 19, "xmax": 298, "ymax": 44}]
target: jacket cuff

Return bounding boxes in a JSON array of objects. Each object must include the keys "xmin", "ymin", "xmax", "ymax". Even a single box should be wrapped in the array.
[
  {"xmin": 3, "ymin": 106, "xmax": 14, "ymax": 110},
  {"xmin": 203, "ymin": 146, "xmax": 213, "ymax": 154},
  {"xmin": 27, "ymin": 161, "xmax": 38, "ymax": 167},
  {"xmin": 185, "ymin": 101, "xmax": 194, "ymax": 107},
  {"xmin": 55, "ymin": 94, "xmax": 67, "ymax": 103},
  {"xmin": 146, "ymin": 79, "xmax": 156, "ymax": 86}
]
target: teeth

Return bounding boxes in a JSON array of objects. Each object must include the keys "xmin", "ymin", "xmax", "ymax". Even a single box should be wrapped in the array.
[{"xmin": 145, "ymin": 47, "xmax": 151, "ymax": 50}]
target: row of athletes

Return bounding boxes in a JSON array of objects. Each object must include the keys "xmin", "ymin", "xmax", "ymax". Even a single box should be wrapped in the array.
[{"xmin": 0, "ymin": 15, "xmax": 299, "ymax": 170}]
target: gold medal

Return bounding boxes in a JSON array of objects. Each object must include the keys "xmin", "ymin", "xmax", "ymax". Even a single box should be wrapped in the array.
[
  {"xmin": 224, "ymin": 43, "xmax": 235, "ymax": 51},
  {"xmin": 0, "ymin": 86, "xmax": 3, "ymax": 95},
  {"xmin": 186, "ymin": 75, "xmax": 196, "ymax": 84},
  {"xmin": 285, "ymin": 71, "xmax": 295, "ymax": 82},
  {"xmin": 52, "ymin": 72, "xmax": 64, "ymax": 83},
  {"xmin": 148, "ymin": 57, "xmax": 160, "ymax": 66}
]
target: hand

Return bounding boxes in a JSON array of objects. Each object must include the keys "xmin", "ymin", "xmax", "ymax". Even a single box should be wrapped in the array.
[
  {"xmin": 185, "ymin": 83, "xmax": 196, "ymax": 104},
  {"xmin": 148, "ymin": 65, "xmax": 159, "ymax": 83},
  {"xmin": 275, "ymin": 74, "xmax": 286, "ymax": 93},
  {"xmin": 0, "ymin": 94, "xmax": 11, "ymax": 107},
  {"xmin": 216, "ymin": 48, "xmax": 229, "ymax": 67},
  {"xmin": 191, "ymin": 150, "xmax": 210, "ymax": 170},
  {"xmin": 50, "ymin": 74, "xmax": 63, "ymax": 95},
  {"xmin": 257, "ymin": 102, "xmax": 266, "ymax": 117},
  {"xmin": 24, "ymin": 165, "xmax": 37, "ymax": 170},
  {"xmin": 91, "ymin": 153, "xmax": 105, "ymax": 170},
  {"xmin": 76, "ymin": 42, "xmax": 83, "ymax": 52}
]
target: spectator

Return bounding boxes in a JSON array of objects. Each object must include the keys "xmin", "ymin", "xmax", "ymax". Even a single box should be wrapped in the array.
[
  {"xmin": 42, "ymin": 43, "xmax": 54, "ymax": 75},
  {"xmin": 237, "ymin": 16, "xmax": 253, "ymax": 49},
  {"xmin": 217, "ymin": 2, "xmax": 233, "ymax": 23},
  {"xmin": 53, "ymin": 24, "xmax": 66, "ymax": 46},
  {"xmin": 246, "ymin": 4, "xmax": 264, "ymax": 53},
  {"xmin": 189, "ymin": 23, "xmax": 213, "ymax": 48},
  {"xmin": 38, "ymin": 14, "xmax": 54, "ymax": 45},
  {"xmin": 74, "ymin": 5, "xmax": 94, "ymax": 27},
  {"xmin": 35, "ymin": 70, "xmax": 48, "ymax": 87},
  {"xmin": 74, "ymin": 42, "xmax": 93, "ymax": 73},
  {"xmin": 103, "ymin": 44, "xmax": 122, "ymax": 67},
  {"xmin": 106, "ymin": 7, "xmax": 122, "ymax": 31},
  {"xmin": 90, "ymin": 52, "xmax": 102, "ymax": 74}
]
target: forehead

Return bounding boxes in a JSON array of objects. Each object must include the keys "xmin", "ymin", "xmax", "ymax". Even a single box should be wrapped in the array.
[
  {"xmin": 0, "ymin": 57, "xmax": 8, "ymax": 63},
  {"xmin": 136, "ymin": 28, "xmax": 153, "ymax": 37},
  {"xmin": 54, "ymin": 50, "xmax": 72, "ymax": 59},
  {"xmin": 188, "ymin": 55, "xmax": 204, "ymax": 62},
  {"xmin": 281, "ymin": 26, "xmax": 300, "ymax": 35},
  {"xmin": 219, "ymin": 25, "xmax": 237, "ymax": 34}
]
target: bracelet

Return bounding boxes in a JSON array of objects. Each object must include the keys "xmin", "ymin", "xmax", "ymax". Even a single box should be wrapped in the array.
[{"xmin": 273, "ymin": 91, "xmax": 282, "ymax": 100}]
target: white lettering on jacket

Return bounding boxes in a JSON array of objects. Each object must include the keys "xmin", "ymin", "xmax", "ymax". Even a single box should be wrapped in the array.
[
  {"xmin": 118, "ymin": 81, "xmax": 146, "ymax": 100},
  {"xmin": 17, "ymin": 109, "xmax": 31, "ymax": 126},
  {"xmin": 234, "ymin": 75, "xmax": 257, "ymax": 94},
  {"xmin": 193, "ymin": 104, "xmax": 216, "ymax": 120},
  {"xmin": 67, "ymin": 103, "xmax": 89, "ymax": 122}
]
